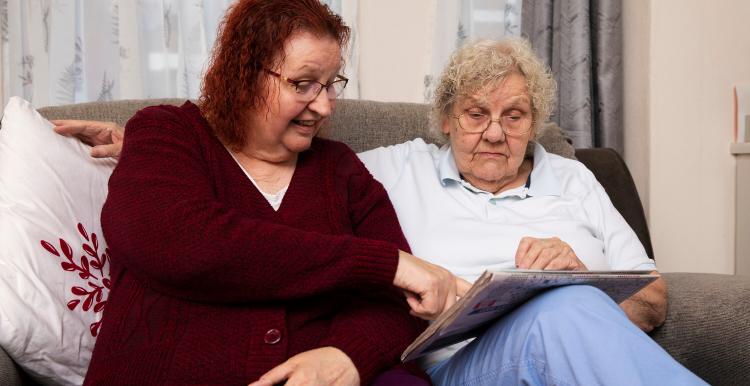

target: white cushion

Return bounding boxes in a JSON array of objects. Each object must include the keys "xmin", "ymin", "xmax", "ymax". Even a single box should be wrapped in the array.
[{"xmin": 0, "ymin": 97, "xmax": 116, "ymax": 386}]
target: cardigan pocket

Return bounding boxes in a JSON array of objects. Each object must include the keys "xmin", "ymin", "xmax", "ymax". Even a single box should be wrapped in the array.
[{"xmin": 84, "ymin": 341, "xmax": 174, "ymax": 385}]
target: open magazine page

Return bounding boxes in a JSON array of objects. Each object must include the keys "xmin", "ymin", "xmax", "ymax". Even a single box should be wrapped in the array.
[{"xmin": 401, "ymin": 269, "xmax": 659, "ymax": 362}]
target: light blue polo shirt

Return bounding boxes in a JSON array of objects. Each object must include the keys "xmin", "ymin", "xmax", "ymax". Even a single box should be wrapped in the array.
[{"xmin": 358, "ymin": 139, "xmax": 656, "ymax": 284}]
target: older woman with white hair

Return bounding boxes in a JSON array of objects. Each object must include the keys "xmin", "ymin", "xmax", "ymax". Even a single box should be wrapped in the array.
[
  {"xmin": 356, "ymin": 38, "xmax": 705, "ymax": 385},
  {"xmin": 55, "ymin": 37, "xmax": 705, "ymax": 385}
]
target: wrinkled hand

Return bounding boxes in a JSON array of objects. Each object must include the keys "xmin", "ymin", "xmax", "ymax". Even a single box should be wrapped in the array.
[
  {"xmin": 52, "ymin": 119, "xmax": 124, "ymax": 158},
  {"xmin": 515, "ymin": 237, "xmax": 587, "ymax": 271},
  {"xmin": 394, "ymin": 250, "xmax": 472, "ymax": 320},
  {"xmin": 247, "ymin": 347, "xmax": 359, "ymax": 386}
]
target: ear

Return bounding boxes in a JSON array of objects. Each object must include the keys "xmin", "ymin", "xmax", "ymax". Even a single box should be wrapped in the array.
[
  {"xmin": 441, "ymin": 116, "xmax": 452, "ymax": 136},
  {"xmin": 529, "ymin": 122, "xmax": 538, "ymax": 140}
]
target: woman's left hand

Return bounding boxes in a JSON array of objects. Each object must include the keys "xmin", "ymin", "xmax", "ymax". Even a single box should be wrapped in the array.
[
  {"xmin": 248, "ymin": 347, "xmax": 359, "ymax": 386},
  {"xmin": 515, "ymin": 237, "xmax": 588, "ymax": 271},
  {"xmin": 52, "ymin": 119, "xmax": 124, "ymax": 158}
]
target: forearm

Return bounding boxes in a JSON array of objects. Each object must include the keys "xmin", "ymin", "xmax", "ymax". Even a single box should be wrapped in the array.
[{"xmin": 619, "ymin": 274, "xmax": 667, "ymax": 332}]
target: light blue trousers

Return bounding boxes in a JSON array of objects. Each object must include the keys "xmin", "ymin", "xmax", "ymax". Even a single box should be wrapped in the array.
[{"xmin": 426, "ymin": 285, "xmax": 707, "ymax": 386}]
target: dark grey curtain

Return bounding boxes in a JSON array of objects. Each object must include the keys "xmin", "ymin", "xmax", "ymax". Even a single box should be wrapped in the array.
[{"xmin": 522, "ymin": 0, "xmax": 623, "ymax": 153}]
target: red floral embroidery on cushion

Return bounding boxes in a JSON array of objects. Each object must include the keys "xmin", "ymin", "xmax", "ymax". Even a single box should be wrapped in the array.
[{"xmin": 40, "ymin": 222, "xmax": 110, "ymax": 337}]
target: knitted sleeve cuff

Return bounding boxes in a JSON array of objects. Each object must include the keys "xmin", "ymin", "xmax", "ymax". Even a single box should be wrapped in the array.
[
  {"xmin": 324, "ymin": 334, "xmax": 389, "ymax": 386},
  {"xmin": 345, "ymin": 238, "xmax": 400, "ymax": 289}
]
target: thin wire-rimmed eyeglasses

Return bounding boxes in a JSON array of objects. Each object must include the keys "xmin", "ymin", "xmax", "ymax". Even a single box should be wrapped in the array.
[
  {"xmin": 265, "ymin": 69, "xmax": 348, "ymax": 101},
  {"xmin": 449, "ymin": 111, "xmax": 532, "ymax": 136}
]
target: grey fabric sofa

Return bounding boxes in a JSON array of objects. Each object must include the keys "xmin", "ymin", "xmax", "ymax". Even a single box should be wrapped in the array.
[{"xmin": 2, "ymin": 98, "xmax": 748, "ymax": 385}]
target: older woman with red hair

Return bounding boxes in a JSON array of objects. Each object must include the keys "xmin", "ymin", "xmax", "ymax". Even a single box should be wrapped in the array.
[{"xmin": 74, "ymin": 1, "xmax": 467, "ymax": 385}]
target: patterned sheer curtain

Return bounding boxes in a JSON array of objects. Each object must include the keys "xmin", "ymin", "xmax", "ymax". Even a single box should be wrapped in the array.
[
  {"xmin": 0, "ymin": 0, "xmax": 234, "ymax": 107},
  {"xmin": 0, "ymin": 0, "xmax": 357, "ymax": 107},
  {"xmin": 424, "ymin": 0, "xmax": 522, "ymax": 103}
]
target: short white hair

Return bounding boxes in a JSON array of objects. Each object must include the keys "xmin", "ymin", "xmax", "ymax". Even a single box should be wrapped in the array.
[{"xmin": 430, "ymin": 38, "xmax": 557, "ymax": 142}]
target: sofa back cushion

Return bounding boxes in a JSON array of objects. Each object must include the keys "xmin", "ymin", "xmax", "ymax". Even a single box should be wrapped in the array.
[
  {"xmin": 0, "ymin": 97, "xmax": 116, "ymax": 385},
  {"xmin": 38, "ymin": 99, "xmax": 429, "ymax": 152},
  {"xmin": 38, "ymin": 98, "xmax": 576, "ymax": 156}
]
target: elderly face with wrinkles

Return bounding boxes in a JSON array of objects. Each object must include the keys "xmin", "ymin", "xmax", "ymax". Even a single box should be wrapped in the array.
[{"xmin": 441, "ymin": 72, "xmax": 534, "ymax": 194}]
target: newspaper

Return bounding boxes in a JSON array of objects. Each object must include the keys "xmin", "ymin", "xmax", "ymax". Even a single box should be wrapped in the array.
[{"xmin": 401, "ymin": 269, "xmax": 659, "ymax": 362}]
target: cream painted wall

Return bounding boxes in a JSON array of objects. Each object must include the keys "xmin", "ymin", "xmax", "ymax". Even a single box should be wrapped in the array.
[
  {"xmin": 357, "ymin": 0, "xmax": 433, "ymax": 103},
  {"xmin": 0, "ymin": 41, "xmax": 4, "ymax": 105},
  {"xmin": 624, "ymin": 0, "xmax": 750, "ymax": 274},
  {"xmin": 622, "ymin": 0, "xmax": 650, "ymax": 215}
]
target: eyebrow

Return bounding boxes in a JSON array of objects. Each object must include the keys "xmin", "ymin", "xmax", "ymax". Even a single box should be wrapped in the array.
[
  {"xmin": 287, "ymin": 68, "xmax": 342, "ymax": 84},
  {"xmin": 505, "ymin": 98, "xmax": 532, "ymax": 110},
  {"xmin": 494, "ymin": 94, "xmax": 532, "ymax": 108},
  {"xmin": 461, "ymin": 95, "xmax": 531, "ymax": 110}
]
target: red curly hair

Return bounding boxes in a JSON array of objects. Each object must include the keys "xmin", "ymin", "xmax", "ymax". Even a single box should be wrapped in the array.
[{"xmin": 199, "ymin": 0, "xmax": 350, "ymax": 150}]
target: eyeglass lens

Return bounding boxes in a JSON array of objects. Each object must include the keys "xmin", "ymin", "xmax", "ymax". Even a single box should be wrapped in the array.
[
  {"xmin": 294, "ymin": 79, "xmax": 347, "ymax": 100},
  {"xmin": 458, "ymin": 113, "xmax": 529, "ymax": 135}
]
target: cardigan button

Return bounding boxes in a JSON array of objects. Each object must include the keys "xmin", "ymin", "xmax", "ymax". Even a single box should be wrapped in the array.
[{"xmin": 264, "ymin": 328, "xmax": 282, "ymax": 345}]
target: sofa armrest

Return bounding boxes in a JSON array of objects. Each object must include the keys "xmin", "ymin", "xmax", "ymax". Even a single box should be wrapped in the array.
[
  {"xmin": 575, "ymin": 148, "xmax": 654, "ymax": 259},
  {"xmin": 0, "ymin": 348, "xmax": 22, "ymax": 386},
  {"xmin": 651, "ymin": 272, "xmax": 750, "ymax": 385}
]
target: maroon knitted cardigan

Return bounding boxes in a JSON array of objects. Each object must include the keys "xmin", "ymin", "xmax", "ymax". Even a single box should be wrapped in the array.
[{"xmin": 84, "ymin": 102, "xmax": 426, "ymax": 385}]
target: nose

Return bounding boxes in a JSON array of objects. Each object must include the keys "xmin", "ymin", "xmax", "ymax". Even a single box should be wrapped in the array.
[
  {"xmin": 482, "ymin": 120, "xmax": 506, "ymax": 143},
  {"xmin": 307, "ymin": 88, "xmax": 333, "ymax": 118}
]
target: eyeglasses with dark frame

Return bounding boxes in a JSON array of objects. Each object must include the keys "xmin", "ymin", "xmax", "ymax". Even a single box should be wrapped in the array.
[
  {"xmin": 265, "ymin": 69, "xmax": 348, "ymax": 101},
  {"xmin": 449, "ymin": 110, "xmax": 532, "ymax": 136}
]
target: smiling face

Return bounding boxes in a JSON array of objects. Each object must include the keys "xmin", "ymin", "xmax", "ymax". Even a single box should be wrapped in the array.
[
  {"xmin": 244, "ymin": 31, "xmax": 342, "ymax": 163},
  {"xmin": 442, "ymin": 72, "xmax": 535, "ymax": 193}
]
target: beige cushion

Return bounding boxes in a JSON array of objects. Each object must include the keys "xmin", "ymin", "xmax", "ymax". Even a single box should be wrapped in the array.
[{"xmin": 39, "ymin": 99, "xmax": 576, "ymax": 159}]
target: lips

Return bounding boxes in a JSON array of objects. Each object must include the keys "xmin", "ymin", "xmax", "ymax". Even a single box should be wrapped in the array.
[
  {"xmin": 476, "ymin": 152, "xmax": 507, "ymax": 158},
  {"xmin": 292, "ymin": 119, "xmax": 316, "ymax": 127},
  {"xmin": 291, "ymin": 119, "xmax": 320, "ymax": 134}
]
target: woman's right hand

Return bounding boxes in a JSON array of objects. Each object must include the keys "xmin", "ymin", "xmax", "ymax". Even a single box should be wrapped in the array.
[
  {"xmin": 248, "ymin": 347, "xmax": 358, "ymax": 386},
  {"xmin": 394, "ymin": 250, "xmax": 472, "ymax": 320},
  {"xmin": 52, "ymin": 119, "xmax": 124, "ymax": 158}
]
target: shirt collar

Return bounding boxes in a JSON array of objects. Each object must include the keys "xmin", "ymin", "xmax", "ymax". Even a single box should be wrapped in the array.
[
  {"xmin": 438, "ymin": 144, "xmax": 462, "ymax": 185},
  {"xmin": 437, "ymin": 142, "xmax": 562, "ymax": 198},
  {"xmin": 527, "ymin": 142, "xmax": 562, "ymax": 197}
]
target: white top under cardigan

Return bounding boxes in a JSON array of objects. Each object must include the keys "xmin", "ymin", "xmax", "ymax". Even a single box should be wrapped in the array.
[{"xmin": 227, "ymin": 149, "xmax": 288, "ymax": 211}]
